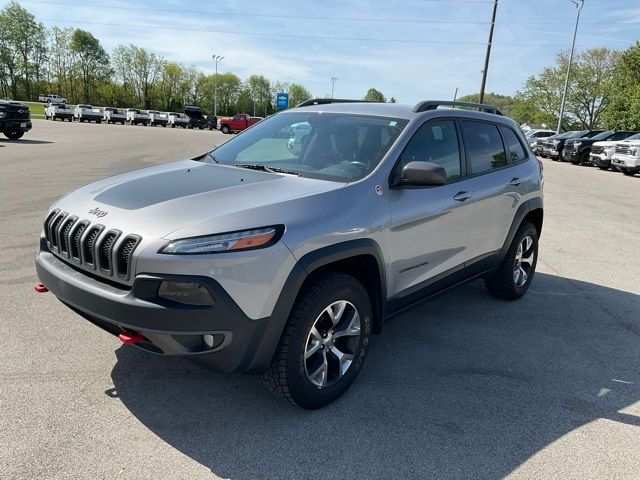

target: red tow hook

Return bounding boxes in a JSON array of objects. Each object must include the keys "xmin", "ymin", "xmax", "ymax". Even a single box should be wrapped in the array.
[
  {"xmin": 118, "ymin": 331, "xmax": 144, "ymax": 344},
  {"xmin": 34, "ymin": 282, "xmax": 49, "ymax": 293}
]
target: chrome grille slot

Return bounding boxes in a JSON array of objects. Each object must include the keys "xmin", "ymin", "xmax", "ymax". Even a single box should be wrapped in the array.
[
  {"xmin": 43, "ymin": 209, "xmax": 59, "ymax": 245},
  {"xmin": 69, "ymin": 221, "xmax": 88, "ymax": 260},
  {"xmin": 116, "ymin": 236, "xmax": 141, "ymax": 279},
  {"xmin": 58, "ymin": 216, "xmax": 77, "ymax": 255},
  {"xmin": 49, "ymin": 212, "xmax": 67, "ymax": 250},
  {"xmin": 83, "ymin": 226, "xmax": 103, "ymax": 266},
  {"xmin": 98, "ymin": 231, "xmax": 120, "ymax": 273}
]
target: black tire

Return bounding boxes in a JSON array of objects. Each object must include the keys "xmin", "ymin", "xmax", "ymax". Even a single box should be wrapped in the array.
[
  {"xmin": 598, "ymin": 165, "xmax": 609, "ymax": 170},
  {"xmin": 170, "ymin": 124, "xmax": 175, "ymax": 128},
  {"xmin": 621, "ymin": 169, "xmax": 637, "ymax": 176},
  {"xmin": 4, "ymin": 130, "xmax": 24, "ymax": 140},
  {"xmin": 485, "ymin": 221, "xmax": 539, "ymax": 300},
  {"xmin": 221, "ymin": 125, "xmax": 230, "ymax": 134},
  {"xmin": 578, "ymin": 151, "xmax": 590, "ymax": 165},
  {"xmin": 264, "ymin": 272, "xmax": 373, "ymax": 409}
]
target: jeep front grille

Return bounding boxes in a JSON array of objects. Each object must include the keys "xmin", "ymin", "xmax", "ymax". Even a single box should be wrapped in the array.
[
  {"xmin": 615, "ymin": 144, "xmax": 631, "ymax": 155},
  {"xmin": 43, "ymin": 211, "xmax": 141, "ymax": 281}
]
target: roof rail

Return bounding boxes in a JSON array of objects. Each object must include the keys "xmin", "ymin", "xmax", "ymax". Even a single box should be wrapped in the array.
[
  {"xmin": 295, "ymin": 98, "xmax": 371, "ymax": 108},
  {"xmin": 413, "ymin": 100, "xmax": 503, "ymax": 116}
]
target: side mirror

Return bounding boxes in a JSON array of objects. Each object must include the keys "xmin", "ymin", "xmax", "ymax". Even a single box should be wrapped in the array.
[{"xmin": 394, "ymin": 161, "xmax": 447, "ymax": 187}]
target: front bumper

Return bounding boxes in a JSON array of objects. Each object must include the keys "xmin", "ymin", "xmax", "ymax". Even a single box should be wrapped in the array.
[
  {"xmin": 612, "ymin": 155, "xmax": 640, "ymax": 170},
  {"xmin": 1, "ymin": 119, "xmax": 32, "ymax": 132},
  {"xmin": 36, "ymin": 250, "xmax": 271, "ymax": 373},
  {"xmin": 591, "ymin": 152, "xmax": 611, "ymax": 167},
  {"xmin": 543, "ymin": 147, "xmax": 559, "ymax": 158}
]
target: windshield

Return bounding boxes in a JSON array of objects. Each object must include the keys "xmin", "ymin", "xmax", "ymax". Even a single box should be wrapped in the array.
[
  {"xmin": 590, "ymin": 131, "xmax": 613, "ymax": 141},
  {"xmin": 208, "ymin": 112, "xmax": 409, "ymax": 182},
  {"xmin": 625, "ymin": 133, "xmax": 640, "ymax": 141}
]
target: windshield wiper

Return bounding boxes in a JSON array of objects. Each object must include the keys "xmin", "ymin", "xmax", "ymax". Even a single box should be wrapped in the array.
[
  {"xmin": 206, "ymin": 152, "xmax": 220, "ymax": 163},
  {"xmin": 232, "ymin": 163, "xmax": 300, "ymax": 176}
]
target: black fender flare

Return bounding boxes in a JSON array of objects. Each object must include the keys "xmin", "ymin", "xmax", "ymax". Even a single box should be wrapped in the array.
[
  {"xmin": 500, "ymin": 197, "xmax": 543, "ymax": 259},
  {"xmin": 245, "ymin": 238, "xmax": 386, "ymax": 373}
]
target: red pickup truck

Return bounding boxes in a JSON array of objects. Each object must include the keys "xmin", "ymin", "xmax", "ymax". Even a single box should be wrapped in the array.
[{"xmin": 218, "ymin": 113, "xmax": 263, "ymax": 134}]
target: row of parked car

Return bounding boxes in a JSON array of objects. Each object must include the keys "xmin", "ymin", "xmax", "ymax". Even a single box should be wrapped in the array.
[
  {"xmin": 526, "ymin": 128, "xmax": 640, "ymax": 176},
  {"xmin": 43, "ymin": 103, "xmax": 218, "ymax": 130}
]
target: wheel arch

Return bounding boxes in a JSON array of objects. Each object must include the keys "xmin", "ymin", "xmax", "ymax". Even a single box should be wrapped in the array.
[
  {"xmin": 500, "ymin": 197, "xmax": 543, "ymax": 259},
  {"xmin": 246, "ymin": 239, "xmax": 387, "ymax": 373}
]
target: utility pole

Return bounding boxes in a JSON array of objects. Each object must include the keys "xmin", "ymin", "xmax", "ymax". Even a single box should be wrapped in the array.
[
  {"xmin": 331, "ymin": 76, "xmax": 338, "ymax": 99},
  {"xmin": 211, "ymin": 54, "xmax": 224, "ymax": 117},
  {"xmin": 479, "ymin": 0, "xmax": 498, "ymax": 104},
  {"xmin": 557, "ymin": 0, "xmax": 584, "ymax": 133}
]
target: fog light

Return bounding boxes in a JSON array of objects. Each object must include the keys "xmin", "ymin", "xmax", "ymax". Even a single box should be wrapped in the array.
[
  {"xmin": 203, "ymin": 334, "xmax": 215, "ymax": 348},
  {"xmin": 158, "ymin": 281, "xmax": 214, "ymax": 305}
]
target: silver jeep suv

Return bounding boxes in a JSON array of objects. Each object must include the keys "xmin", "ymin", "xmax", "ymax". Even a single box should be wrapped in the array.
[{"xmin": 35, "ymin": 99, "xmax": 543, "ymax": 409}]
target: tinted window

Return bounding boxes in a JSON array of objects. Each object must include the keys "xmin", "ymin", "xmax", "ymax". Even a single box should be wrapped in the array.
[
  {"xmin": 461, "ymin": 120, "xmax": 507, "ymax": 173},
  {"xmin": 398, "ymin": 119, "xmax": 461, "ymax": 180},
  {"xmin": 612, "ymin": 131, "xmax": 636, "ymax": 141},
  {"xmin": 502, "ymin": 127, "xmax": 527, "ymax": 163}
]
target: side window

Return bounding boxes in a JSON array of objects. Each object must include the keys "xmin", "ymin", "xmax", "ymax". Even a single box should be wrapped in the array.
[
  {"xmin": 398, "ymin": 119, "xmax": 461, "ymax": 180},
  {"xmin": 461, "ymin": 120, "xmax": 507, "ymax": 174},
  {"xmin": 502, "ymin": 127, "xmax": 528, "ymax": 163}
]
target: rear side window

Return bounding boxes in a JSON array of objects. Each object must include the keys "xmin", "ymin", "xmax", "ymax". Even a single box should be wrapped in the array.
[
  {"xmin": 398, "ymin": 119, "xmax": 461, "ymax": 180},
  {"xmin": 501, "ymin": 127, "xmax": 527, "ymax": 163},
  {"xmin": 461, "ymin": 120, "xmax": 507, "ymax": 174}
]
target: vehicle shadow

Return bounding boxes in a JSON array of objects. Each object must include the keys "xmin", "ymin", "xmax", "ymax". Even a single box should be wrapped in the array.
[
  {"xmin": 110, "ymin": 272, "xmax": 640, "ymax": 479},
  {"xmin": 0, "ymin": 139, "xmax": 53, "ymax": 145}
]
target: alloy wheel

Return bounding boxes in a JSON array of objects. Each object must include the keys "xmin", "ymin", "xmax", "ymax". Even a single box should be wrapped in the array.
[{"xmin": 513, "ymin": 235, "xmax": 535, "ymax": 287}]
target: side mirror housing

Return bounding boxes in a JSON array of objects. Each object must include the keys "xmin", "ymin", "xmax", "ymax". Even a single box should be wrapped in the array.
[{"xmin": 394, "ymin": 161, "xmax": 447, "ymax": 187}]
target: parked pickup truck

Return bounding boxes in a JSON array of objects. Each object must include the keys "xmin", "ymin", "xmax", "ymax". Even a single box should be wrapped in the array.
[
  {"xmin": 126, "ymin": 108, "xmax": 150, "ymax": 126},
  {"xmin": 565, "ymin": 130, "xmax": 637, "ymax": 165},
  {"xmin": 44, "ymin": 102, "xmax": 74, "ymax": 121},
  {"xmin": 168, "ymin": 112, "xmax": 189, "ymax": 128},
  {"xmin": 611, "ymin": 138, "xmax": 640, "ymax": 176},
  {"xmin": 184, "ymin": 105, "xmax": 208, "ymax": 130},
  {"xmin": 218, "ymin": 113, "xmax": 262, "ymax": 134},
  {"xmin": 103, "ymin": 107, "xmax": 126, "ymax": 125},
  {"xmin": 38, "ymin": 93, "xmax": 68, "ymax": 104},
  {"xmin": 592, "ymin": 132, "xmax": 640, "ymax": 170},
  {"xmin": 74, "ymin": 104, "xmax": 103, "ymax": 123},
  {"xmin": 0, "ymin": 99, "xmax": 32, "ymax": 139},
  {"xmin": 147, "ymin": 110, "xmax": 168, "ymax": 127}
]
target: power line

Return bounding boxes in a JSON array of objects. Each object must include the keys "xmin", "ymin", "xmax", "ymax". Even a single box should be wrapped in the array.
[
  {"xmin": 21, "ymin": 0, "xmax": 640, "ymax": 26},
  {"xmin": 37, "ymin": 17, "xmax": 633, "ymax": 49}
]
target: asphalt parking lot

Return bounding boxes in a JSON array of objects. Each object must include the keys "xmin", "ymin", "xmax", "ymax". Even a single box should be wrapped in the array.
[{"xmin": 1, "ymin": 120, "xmax": 639, "ymax": 480}]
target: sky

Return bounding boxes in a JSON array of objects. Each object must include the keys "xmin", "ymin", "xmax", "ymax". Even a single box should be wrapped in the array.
[{"xmin": 5, "ymin": 0, "xmax": 640, "ymax": 104}]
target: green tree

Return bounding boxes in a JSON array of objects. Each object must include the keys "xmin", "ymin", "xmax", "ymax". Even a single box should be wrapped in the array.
[
  {"xmin": 604, "ymin": 42, "xmax": 640, "ymax": 130},
  {"xmin": 0, "ymin": 1, "xmax": 47, "ymax": 99},
  {"xmin": 363, "ymin": 88, "xmax": 386, "ymax": 102},
  {"xmin": 247, "ymin": 74, "xmax": 271, "ymax": 116},
  {"xmin": 288, "ymin": 83, "xmax": 312, "ymax": 108},
  {"xmin": 70, "ymin": 29, "xmax": 109, "ymax": 103}
]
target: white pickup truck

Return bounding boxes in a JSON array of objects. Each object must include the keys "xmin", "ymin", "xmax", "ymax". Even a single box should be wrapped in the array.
[
  {"xmin": 125, "ymin": 108, "xmax": 150, "ymax": 126},
  {"xmin": 38, "ymin": 94, "xmax": 68, "ymax": 104},
  {"xmin": 103, "ymin": 107, "xmax": 126, "ymax": 125},
  {"xmin": 44, "ymin": 103, "xmax": 74, "ymax": 122},
  {"xmin": 611, "ymin": 137, "xmax": 640, "ymax": 176},
  {"xmin": 147, "ymin": 110, "xmax": 168, "ymax": 127},
  {"xmin": 167, "ymin": 112, "xmax": 189, "ymax": 129},
  {"xmin": 74, "ymin": 105, "xmax": 103, "ymax": 123}
]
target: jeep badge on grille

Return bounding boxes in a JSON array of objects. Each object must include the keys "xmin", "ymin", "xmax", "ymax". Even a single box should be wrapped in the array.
[{"xmin": 88, "ymin": 207, "xmax": 108, "ymax": 218}]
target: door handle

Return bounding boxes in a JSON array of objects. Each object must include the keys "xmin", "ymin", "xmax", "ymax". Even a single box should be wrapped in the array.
[
  {"xmin": 453, "ymin": 191, "xmax": 472, "ymax": 202},
  {"xmin": 509, "ymin": 177, "xmax": 522, "ymax": 186}
]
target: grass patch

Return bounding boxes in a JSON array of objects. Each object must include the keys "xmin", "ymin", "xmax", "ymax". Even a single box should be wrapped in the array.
[{"xmin": 22, "ymin": 101, "xmax": 45, "ymax": 119}]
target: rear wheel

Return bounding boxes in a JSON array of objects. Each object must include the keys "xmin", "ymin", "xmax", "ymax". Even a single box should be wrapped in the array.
[
  {"xmin": 4, "ymin": 130, "xmax": 24, "ymax": 140},
  {"xmin": 264, "ymin": 273, "xmax": 372, "ymax": 409},
  {"xmin": 485, "ymin": 221, "xmax": 538, "ymax": 300}
]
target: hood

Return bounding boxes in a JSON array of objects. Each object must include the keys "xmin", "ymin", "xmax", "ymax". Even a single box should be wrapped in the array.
[
  {"xmin": 592, "ymin": 140, "xmax": 618, "ymax": 148},
  {"xmin": 618, "ymin": 139, "xmax": 640, "ymax": 146},
  {"xmin": 50, "ymin": 160, "xmax": 343, "ymax": 243},
  {"xmin": 0, "ymin": 100, "xmax": 29, "ymax": 112}
]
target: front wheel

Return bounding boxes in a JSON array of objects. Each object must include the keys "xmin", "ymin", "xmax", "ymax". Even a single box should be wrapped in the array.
[
  {"xmin": 4, "ymin": 130, "xmax": 24, "ymax": 140},
  {"xmin": 485, "ymin": 221, "xmax": 538, "ymax": 300},
  {"xmin": 221, "ymin": 125, "xmax": 230, "ymax": 134},
  {"xmin": 264, "ymin": 273, "xmax": 372, "ymax": 409},
  {"xmin": 621, "ymin": 168, "xmax": 637, "ymax": 176}
]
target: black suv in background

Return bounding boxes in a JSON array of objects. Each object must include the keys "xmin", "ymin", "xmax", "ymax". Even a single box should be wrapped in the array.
[
  {"xmin": 565, "ymin": 130, "xmax": 638, "ymax": 165},
  {"xmin": 543, "ymin": 130, "xmax": 604, "ymax": 161},
  {"xmin": 0, "ymin": 100, "xmax": 32, "ymax": 140},
  {"xmin": 184, "ymin": 105, "xmax": 208, "ymax": 130}
]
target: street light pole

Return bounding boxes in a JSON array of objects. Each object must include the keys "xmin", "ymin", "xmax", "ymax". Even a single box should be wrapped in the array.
[
  {"xmin": 556, "ymin": 0, "xmax": 584, "ymax": 133},
  {"xmin": 211, "ymin": 54, "xmax": 224, "ymax": 117},
  {"xmin": 331, "ymin": 76, "xmax": 338, "ymax": 99},
  {"xmin": 479, "ymin": 0, "xmax": 498, "ymax": 104}
]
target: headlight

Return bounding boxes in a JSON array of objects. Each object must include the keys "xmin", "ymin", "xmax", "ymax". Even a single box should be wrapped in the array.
[
  {"xmin": 603, "ymin": 146, "xmax": 614, "ymax": 153},
  {"xmin": 553, "ymin": 139, "xmax": 561, "ymax": 145},
  {"xmin": 0, "ymin": 111, "xmax": 5, "ymax": 118},
  {"xmin": 160, "ymin": 226, "xmax": 284, "ymax": 255},
  {"xmin": 574, "ymin": 142, "xmax": 581, "ymax": 147},
  {"xmin": 631, "ymin": 146, "xmax": 639, "ymax": 156}
]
